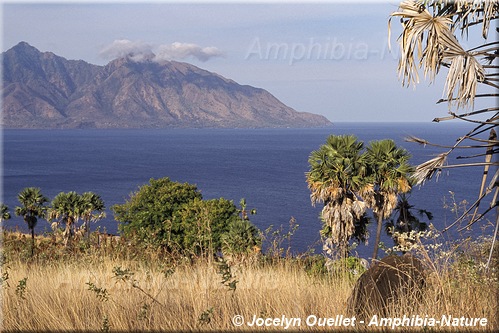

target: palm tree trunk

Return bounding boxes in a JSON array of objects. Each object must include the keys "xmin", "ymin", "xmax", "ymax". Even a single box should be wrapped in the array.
[
  {"xmin": 86, "ymin": 220, "xmax": 91, "ymax": 241},
  {"xmin": 372, "ymin": 214, "xmax": 384, "ymax": 262},
  {"xmin": 31, "ymin": 227, "xmax": 35, "ymax": 257},
  {"xmin": 63, "ymin": 217, "xmax": 74, "ymax": 247},
  {"xmin": 340, "ymin": 240, "xmax": 348, "ymax": 260}
]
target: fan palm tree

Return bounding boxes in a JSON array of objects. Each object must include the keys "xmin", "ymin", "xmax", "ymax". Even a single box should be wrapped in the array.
[
  {"xmin": 385, "ymin": 193, "xmax": 432, "ymax": 251},
  {"xmin": 306, "ymin": 135, "xmax": 369, "ymax": 259},
  {"xmin": 14, "ymin": 187, "xmax": 49, "ymax": 256},
  {"xmin": 48, "ymin": 191, "xmax": 84, "ymax": 246},
  {"xmin": 1, "ymin": 203, "xmax": 11, "ymax": 223},
  {"xmin": 1, "ymin": 203, "xmax": 12, "ymax": 245},
  {"xmin": 389, "ymin": 0, "xmax": 498, "ymax": 269},
  {"xmin": 362, "ymin": 139, "xmax": 413, "ymax": 261},
  {"xmin": 80, "ymin": 192, "xmax": 106, "ymax": 240}
]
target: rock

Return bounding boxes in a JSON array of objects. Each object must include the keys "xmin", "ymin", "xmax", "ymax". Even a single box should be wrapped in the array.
[{"xmin": 346, "ymin": 254, "xmax": 426, "ymax": 319}]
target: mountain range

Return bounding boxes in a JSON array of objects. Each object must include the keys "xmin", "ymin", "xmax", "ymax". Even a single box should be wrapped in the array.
[{"xmin": 2, "ymin": 42, "xmax": 331, "ymax": 129}]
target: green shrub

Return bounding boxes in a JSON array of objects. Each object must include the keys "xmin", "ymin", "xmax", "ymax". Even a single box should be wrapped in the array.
[
  {"xmin": 112, "ymin": 177, "xmax": 201, "ymax": 249},
  {"xmin": 112, "ymin": 177, "xmax": 260, "ymax": 256},
  {"xmin": 327, "ymin": 256, "xmax": 368, "ymax": 280},
  {"xmin": 221, "ymin": 218, "xmax": 261, "ymax": 258},
  {"xmin": 174, "ymin": 197, "xmax": 240, "ymax": 255}
]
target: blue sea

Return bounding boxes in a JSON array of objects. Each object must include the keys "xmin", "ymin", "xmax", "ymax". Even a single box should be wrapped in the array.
[{"xmin": 2, "ymin": 123, "xmax": 494, "ymax": 258}]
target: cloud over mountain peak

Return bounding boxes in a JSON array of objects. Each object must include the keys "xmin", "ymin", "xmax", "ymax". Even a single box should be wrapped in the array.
[{"xmin": 99, "ymin": 39, "xmax": 225, "ymax": 63}]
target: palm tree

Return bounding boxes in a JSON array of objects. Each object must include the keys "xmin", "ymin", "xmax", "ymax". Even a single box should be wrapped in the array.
[
  {"xmin": 14, "ymin": 187, "xmax": 49, "ymax": 256},
  {"xmin": 389, "ymin": 0, "xmax": 498, "ymax": 269},
  {"xmin": 80, "ymin": 192, "xmax": 106, "ymax": 240},
  {"xmin": 1, "ymin": 204, "xmax": 12, "ymax": 246},
  {"xmin": 48, "ymin": 191, "xmax": 84, "ymax": 247},
  {"xmin": 306, "ymin": 135, "xmax": 369, "ymax": 259},
  {"xmin": 362, "ymin": 139, "xmax": 413, "ymax": 261},
  {"xmin": 1, "ymin": 203, "xmax": 11, "ymax": 223},
  {"xmin": 385, "ymin": 194, "xmax": 432, "ymax": 251}
]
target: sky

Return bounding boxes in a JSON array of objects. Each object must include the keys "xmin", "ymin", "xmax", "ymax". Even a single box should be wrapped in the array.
[{"xmin": 0, "ymin": 0, "xmax": 490, "ymax": 122}]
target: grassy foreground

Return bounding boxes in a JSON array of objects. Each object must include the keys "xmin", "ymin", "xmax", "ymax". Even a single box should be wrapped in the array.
[{"xmin": 1, "ymin": 230, "xmax": 498, "ymax": 332}]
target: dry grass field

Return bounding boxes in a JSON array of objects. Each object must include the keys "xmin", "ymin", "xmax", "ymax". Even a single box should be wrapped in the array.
[{"xmin": 1, "ymin": 231, "xmax": 498, "ymax": 332}]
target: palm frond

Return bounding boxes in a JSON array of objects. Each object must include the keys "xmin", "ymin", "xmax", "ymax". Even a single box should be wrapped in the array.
[
  {"xmin": 405, "ymin": 135, "xmax": 430, "ymax": 146},
  {"xmin": 413, "ymin": 153, "xmax": 448, "ymax": 184},
  {"xmin": 390, "ymin": 0, "xmax": 454, "ymax": 86},
  {"xmin": 443, "ymin": 52, "xmax": 485, "ymax": 109},
  {"xmin": 390, "ymin": 0, "xmax": 493, "ymax": 109},
  {"xmin": 442, "ymin": 0, "xmax": 499, "ymax": 39}
]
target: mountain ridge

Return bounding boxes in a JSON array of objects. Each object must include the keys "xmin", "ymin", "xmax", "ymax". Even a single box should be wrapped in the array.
[{"xmin": 2, "ymin": 42, "xmax": 332, "ymax": 129}]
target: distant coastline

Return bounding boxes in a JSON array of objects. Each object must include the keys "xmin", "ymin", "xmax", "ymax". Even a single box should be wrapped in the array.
[{"xmin": 2, "ymin": 42, "xmax": 331, "ymax": 129}]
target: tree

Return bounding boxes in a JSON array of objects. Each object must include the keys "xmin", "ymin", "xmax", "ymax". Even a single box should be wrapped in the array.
[
  {"xmin": 112, "ymin": 177, "xmax": 203, "ymax": 249},
  {"xmin": 220, "ymin": 198, "xmax": 261, "ymax": 261},
  {"xmin": 362, "ymin": 139, "xmax": 413, "ymax": 261},
  {"xmin": 14, "ymin": 187, "xmax": 49, "ymax": 256},
  {"xmin": 48, "ymin": 191, "xmax": 84, "ymax": 247},
  {"xmin": 385, "ymin": 193, "xmax": 432, "ymax": 251},
  {"xmin": 389, "ymin": 0, "xmax": 498, "ymax": 268},
  {"xmin": 112, "ymin": 177, "xmax": 261, "ymax": 256},
  {"xmin": 80, "ymin": 192, "xmax": 106, "ymax": 241},
  {"xmin": 1, "ymin": 203, "xmax": 11, "ymax": 223},
  {"xmin": 306, "ymin": 135, "xmax": 369, "ymax": 259},
  {"xmin": 174, "ymin": 197, "xmax": 255, "ymax": 256}
]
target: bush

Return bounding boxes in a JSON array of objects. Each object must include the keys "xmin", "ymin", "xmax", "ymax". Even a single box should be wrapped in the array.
[
  {"xmin": 174, "ymin": 197, "xmax": 241, "ymax": 255},
  {"xmin": 112, "ymin": 177, "xmax": 202, "ymax": 249},
  {"xmin": 112, "ymin": 177, "xmax": 260, "ymax": 256},
  {"xmin": 221, "ymin": 218, "xmax": 261, "ymax": 258}
]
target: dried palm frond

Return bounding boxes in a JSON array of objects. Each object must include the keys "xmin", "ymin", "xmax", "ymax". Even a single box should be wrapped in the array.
[
  {"xmin": 410, "ymin": 137, "xmax": 494, "ymax": 150},
  {"xmin": 351, "ymin": 199, "xmax": 367, "ymax": 219},
  {"xmin": 390, "ymin": 0, "xmax": 454, "ymax": 86},
  {"xmin": 436, "ymin": 28, "xmax": 484, "ymax": 109},
  {"xmin": 397, "ymin": 177, "xmax": 412, "ymax": 194},
  {"xmin": 433, "ymin": 106, "xmax": 499, "ymax": 122},
  {"xmin": 390, "ymin": 0, "xmax": 492, "ymax": 109},
  {"xmin": 358, "ymin": 183, "xmax": 375, "ymax": 204},
  {"xmin": 444, "ymin": 0, "xmax": 499, "ymax": 39},
  {"xmin": 413, "ymin": 153, "xmax": 448, "ymax": 184},
  {"xmin": 405, "ymin": 135, "xmax": 430, "ymax": 146},
  {"xmin": 322, "ymin": 199, "xmax": 356, "ymax": 248},
  {"xmin": 443, "ymin": 52, "xmax": 485, "ymax": 109},
  {"xmin": 307, "ymin": 180, "xmax": 345, "ymax": 207},
  {"xmin": 381, "ymin": 192, "xmax": 399, "ymax": 219}
]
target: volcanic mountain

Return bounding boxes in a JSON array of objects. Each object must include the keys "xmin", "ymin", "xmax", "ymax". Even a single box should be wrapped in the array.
[{"xmin": 2, "ymin": 42, "xmax": 331, "ymax": 129}]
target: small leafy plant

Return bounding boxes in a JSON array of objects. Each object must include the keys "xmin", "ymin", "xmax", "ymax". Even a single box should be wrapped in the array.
[
  {"xmin": 216, "ymin": 257, "xmax": 238, "ymax": 292},
  {"xmin": 15, "ymin": 277, "xmax": 28, "ymax": 300},
  {"xmin": 86, "ymin": 281, "xmax": 109, "ymax": 302},
  {"xmin": 198, "ymin": 307, "xmax": 214, "ymax": 325}
]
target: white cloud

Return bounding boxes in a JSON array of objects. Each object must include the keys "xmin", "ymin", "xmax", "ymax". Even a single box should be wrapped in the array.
[
  {"xmin": 99, "ymin": 39, "xmax": 224, "ymax": 63},
  {"xmin": 99, "ymin": 39, "xmax": 154, "ymax": 60},
  {"xmin": 155, "ymin": 42, "xmax": 224, "ymax": 62}
]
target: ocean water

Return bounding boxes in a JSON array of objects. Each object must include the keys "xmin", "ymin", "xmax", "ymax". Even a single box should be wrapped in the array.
[{"xmin": 2, "ymin": 123, "xmax": 493, "ymax": 258}]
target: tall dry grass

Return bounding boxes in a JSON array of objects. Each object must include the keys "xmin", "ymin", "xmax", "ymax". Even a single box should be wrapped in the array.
[
  {"xmin": 3, "ymin": 257, "xmax": 353, "ymax": 331},
  {"xmin": 1, "ymin": 230, "xmax": 498, "ymax": 332}
]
